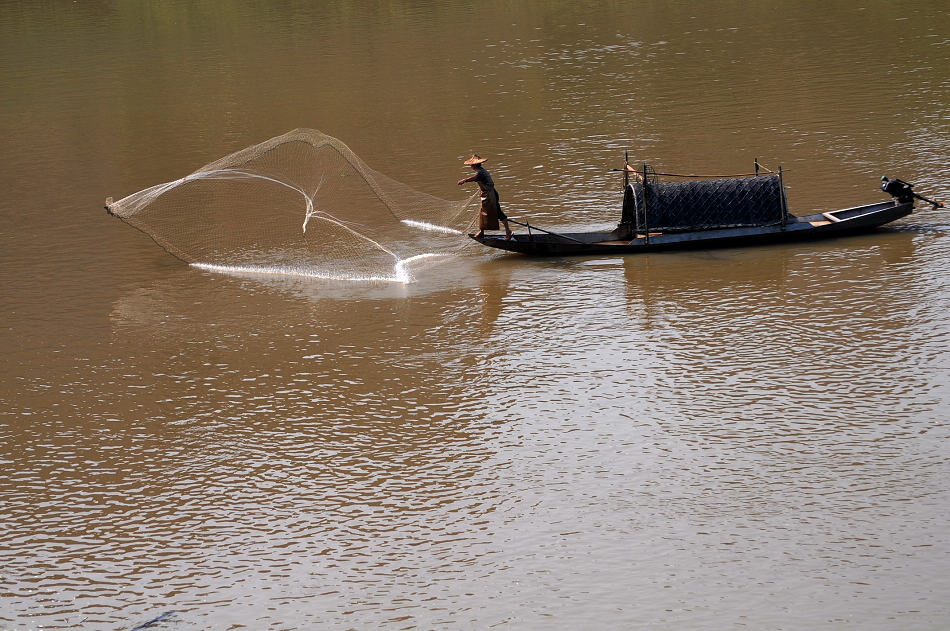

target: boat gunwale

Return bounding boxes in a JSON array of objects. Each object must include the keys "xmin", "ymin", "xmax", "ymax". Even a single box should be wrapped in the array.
[{"xmin": 471, "ymin": 199, "xmax": 913, "ymax": 255}]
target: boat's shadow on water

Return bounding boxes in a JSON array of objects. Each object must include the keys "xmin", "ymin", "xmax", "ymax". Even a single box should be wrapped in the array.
[
  {"xmin": 612, "ymin": 227, "xmax": 921, "ymax": 325},
  {"xmin": 462, "ymin": 223, "xmax": 928, "ymax": 325}
]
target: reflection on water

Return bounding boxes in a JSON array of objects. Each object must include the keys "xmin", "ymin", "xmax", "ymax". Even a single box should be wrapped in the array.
[
  {"xmin": 2, "ymin": 0, "xmax": 950, "ymax": 629},
  {"xmin": 6, "ymin": 231, "xmax": 950, "ymax": 628}
]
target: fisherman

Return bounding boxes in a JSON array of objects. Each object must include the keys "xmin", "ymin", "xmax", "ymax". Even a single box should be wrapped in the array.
[{"xmin": 458, "ymin": 154, "xmax": 513, "ymax": 240}]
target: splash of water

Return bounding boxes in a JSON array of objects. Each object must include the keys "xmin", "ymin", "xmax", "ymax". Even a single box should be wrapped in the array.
[
  {"xmin": 193, "ymin": 252, "xmax": 453, "ymax": 284},
  {"xmin": 400, "ymin": 219, "xmax": 464, "ymax": 235}
]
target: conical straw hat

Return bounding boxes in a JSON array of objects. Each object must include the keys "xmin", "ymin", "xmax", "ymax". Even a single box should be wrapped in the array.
[{"xmin": 463, "ymin": 154, "xmax": 488, "ymax": 165}]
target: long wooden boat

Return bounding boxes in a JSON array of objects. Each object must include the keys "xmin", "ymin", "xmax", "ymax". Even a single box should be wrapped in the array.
[
  {"xmin": 470, "ymin": 164, "xmax": 928, "ymax": 256},
  {"xmin": 471, "ymin": 200, "xmax": 915, "ymax": 255}
]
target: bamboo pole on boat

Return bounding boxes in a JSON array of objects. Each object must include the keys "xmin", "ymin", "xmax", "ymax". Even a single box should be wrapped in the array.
[
  {"xmin": 642, "ymin": 163, "xmax": 651, "ymax": 245},
  {"xmin": 779, "ymin": 165, "xmax": 789, "ymax": 229},
  {"xmin": 624, "ymin": 151, "xmax": 630, "ymax": 190}
]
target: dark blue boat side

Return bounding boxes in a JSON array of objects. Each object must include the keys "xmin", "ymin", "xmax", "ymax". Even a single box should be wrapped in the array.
[{"xmin": 470, "ymin": 200, "xmax": 914, "ymax": 256}]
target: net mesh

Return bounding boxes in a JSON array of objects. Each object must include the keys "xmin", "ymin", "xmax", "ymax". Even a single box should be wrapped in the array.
[
  {"xmin": 106, "ymin": 129, "xmax": 477, "ymax": 282},
  {"xmin": 621, "ymin": 175, "xmax": 789, "ymax": 232}
]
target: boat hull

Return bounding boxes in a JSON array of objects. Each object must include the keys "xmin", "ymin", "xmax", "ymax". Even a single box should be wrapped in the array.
[{"xmin": 470, "ymin": 200, "xmax": 913, "ymax": 256}]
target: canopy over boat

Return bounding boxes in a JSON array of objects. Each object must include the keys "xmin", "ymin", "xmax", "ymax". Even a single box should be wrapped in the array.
[{"xmin": 622, "ymin": 174, "xmax": 788, "ymax": 232}]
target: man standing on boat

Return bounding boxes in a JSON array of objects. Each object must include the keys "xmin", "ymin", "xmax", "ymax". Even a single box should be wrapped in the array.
[{"xmin": 458, "ymin": 154, "xmax": 513, "ymax": 240}]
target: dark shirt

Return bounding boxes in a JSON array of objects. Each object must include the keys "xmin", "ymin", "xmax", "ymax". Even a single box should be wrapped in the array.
[{"xmin": 473, "ymin": 166, "xmax": 495, "ymax": 198}]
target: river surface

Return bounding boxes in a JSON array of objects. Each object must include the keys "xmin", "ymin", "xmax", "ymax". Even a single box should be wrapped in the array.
[{"xmin": 2, "ymin": 2, "xmax": 950, "ymax": 629}]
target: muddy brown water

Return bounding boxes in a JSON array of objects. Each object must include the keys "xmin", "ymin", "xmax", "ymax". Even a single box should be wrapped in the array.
[{"xmin": 2, "ymin": 2, "xmax": 949, "ymax": 629}]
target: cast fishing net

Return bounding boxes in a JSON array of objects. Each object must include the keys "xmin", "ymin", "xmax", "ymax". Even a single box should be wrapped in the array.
[{"xmin": 106, "ymin": 129, "xmax": 477, "ymax": 282}]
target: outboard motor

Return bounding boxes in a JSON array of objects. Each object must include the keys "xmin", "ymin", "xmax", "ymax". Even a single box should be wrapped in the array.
[
  {"xmin": 881, "ymin": 176, "xmax": 915, "ymax": 203},
  {"xmin": 881, "ymin": 176, "xmax": 945, "ymax": 208}
]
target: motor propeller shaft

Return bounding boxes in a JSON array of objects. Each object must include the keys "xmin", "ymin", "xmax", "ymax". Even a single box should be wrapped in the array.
[{"xmin": 881, "ymin": 176, "xmax": 944, "ymax": 208}]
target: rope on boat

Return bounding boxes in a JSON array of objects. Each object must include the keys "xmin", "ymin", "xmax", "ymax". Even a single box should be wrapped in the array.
[
  {"xmin": 507, "ymin": 218, "xmax": 586, "ymax": 243},
  {"xmin": 653, "ymin": 165, "xmax": 778, "ymax": 178},
  {"xmin": 611, "ymin": 162, "xmax": 779, "ymax": 179},
  {"xmin": 653, "ymin": 170, "xmax": 769, "ymax": 178}
]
